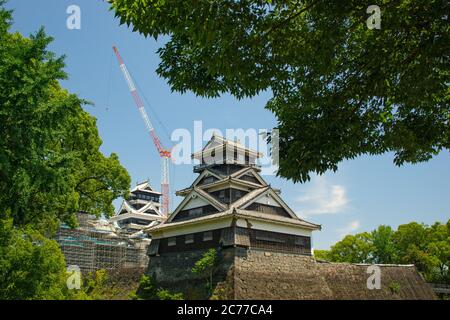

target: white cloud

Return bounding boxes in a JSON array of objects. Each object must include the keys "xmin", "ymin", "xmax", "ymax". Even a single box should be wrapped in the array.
[
  {"xmin": 296, "ymin": 176, "xmax": 349, "ymax": 216},
  {"xmin": 337, "ymin": 220, "xmax": 360, "ymax": 237}
]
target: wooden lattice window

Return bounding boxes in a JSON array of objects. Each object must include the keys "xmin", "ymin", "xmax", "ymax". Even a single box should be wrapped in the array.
[
  {"xmin": 203, "ymin": 231, "xmax": 213, "ymax": 242},
  {"xmin": 168, "ymin": 237, "xmax": 176, "ymax": 247},
  {"xmin": 185, "ymin": 234, "xmax": 194, "ymax": 244}
]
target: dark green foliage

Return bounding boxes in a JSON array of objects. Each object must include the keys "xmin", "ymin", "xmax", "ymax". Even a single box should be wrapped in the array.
[
  {"xmin": 0, "ymin": 2, "xmax": 131, "ymax": 299},
  {"xmin": 132, "ymin": 275, "xmax": 184, "ymax": 300},
  {"xmin": 192, "ymin": 248, "xmax": 218, "ymax": 294},
  {"xmin": 68, "ymin": 269, "xmax": 140, "ymax": 300},
  {"xmin": 326, "ymin": 232, "xmax": 374, "ymax": 263},
  {"xmin": 0, "ymin": 3, "xmax": 130, "ymax": 231},
  {"xmin": 318, "ymin": 220, "xmax": 450, "ymax": 283},
  {"xmin": 132, "ymin": 274, "xmax": 159, "ymax": 300},
  {"xmin": 156, "ymin": 289, "xmax": 184, "ymax": 300},
  {"xmin": 371, "ymin": 225, "xmax": 396, "ymax": 264},
  {"xmin": 0, "ymin": 217, "xmax": 68, "ymax": 299},
  {"xmin": 109, "ymin": 0, "xmax": 449, "ymax": 182},
  {"xmin": 312, "ymin": 249, "xmax": 329, "ymax": 261}
]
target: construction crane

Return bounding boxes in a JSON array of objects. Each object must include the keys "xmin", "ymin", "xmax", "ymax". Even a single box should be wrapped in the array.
[{"xmin": 113, "ymin": 46, "xmax": 170, "ymax": 216}]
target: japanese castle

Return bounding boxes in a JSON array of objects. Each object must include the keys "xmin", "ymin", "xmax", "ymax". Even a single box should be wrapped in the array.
[
  {"xmin": 147, "ymin": 134, "xmax": 321, "ymax": 256},
  {"xmin": 110, "ymin": 181, "xmax": 165, "ymax": 235}
]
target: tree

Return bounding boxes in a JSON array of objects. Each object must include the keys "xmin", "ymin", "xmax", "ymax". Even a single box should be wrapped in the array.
[
  {"xmin": 109, "ymin": 0, "xmax": 449, "ymax": 182},
  {"xmin": 327, "ymin": 232, "xmax": 373, "ymax": 263},
  {"xmin": 0, "ymin": 218, "xmax": 68, "ymax": 299},
  {"xmin": 132, "ymin": 274, "xmax": 159, "ymax": 300},
  {"xmin": 319, "ymin": 219, "xmax": 449, "ymax": 284},
  {"xmin": 392, "ymin": 221, "xmax": 448, "ymax": 282},
  {"xmin": 0, "ymin": 2, "xmax": 130, "ymax": 230},
  {"xmin": 313, "ymin": 249, "xmax": 330, "ymax": 261},
  {"xmin": 0, "ymin": 2, "xmax": 130, "ymax": 299},
  {"xmin": 371, "ymin": 225, "xmax": 396, "ymax": 264},
  {"xmin": 426, "ymin": 221, "xmax": 450, "ymax": 283},
  {"xmin": 192, "ymin": 249, "xmax": 218, "ymax": 294}
]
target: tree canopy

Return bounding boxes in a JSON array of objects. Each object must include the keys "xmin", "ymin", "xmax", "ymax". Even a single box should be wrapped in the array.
[
  {"xmin": 0, "ymin": 3, "xmax": 130, "ymax": 230},
  {"xmin": 0, "ymin": 2, "xmax": 130, "ymax": 299},
  {"xmin": 319, "ymin": 220, "xmax": 450, "ymax": 284},
  {"xmin": 0, "ymin": 217, "xmax": 68, "ymax": 299},
  {"xmin": 109, "ymin": 0, "xmax": 449, "ymax": 182}
]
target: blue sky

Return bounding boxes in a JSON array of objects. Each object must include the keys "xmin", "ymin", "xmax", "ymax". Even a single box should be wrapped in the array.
[{"xmin": 6, "ymin": 0, "xmax": 449, "ymax": 249}]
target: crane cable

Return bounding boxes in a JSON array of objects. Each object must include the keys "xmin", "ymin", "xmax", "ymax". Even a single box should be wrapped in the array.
[
  {"xmin": 132, "ymin": 73, "xmax": 172, "ymax": 143},
  {"xmin": 105, "ymin": 49, "xmax": 114, "ymax": 111}
]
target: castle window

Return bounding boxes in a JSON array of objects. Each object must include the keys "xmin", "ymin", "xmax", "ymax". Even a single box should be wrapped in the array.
[
  {"xmin": 168, "ymin": 237, "xmax": 176, "ymax": 247},
  {"xmin": 295, "ymin": 236, "xmax": 307, "ymax": 246},
  {"xmin": 185, "ymin": 234, "xmax": 194, "ymax": 244},
  {"xmin": 189, "ymin": 207, "xmax": 203, "ymax": 217},
  {"xmin": 255, "ymin": 233, "xmax": 285, "ymax": 244},
  {"xmin": 203, "ymin": 231, "xmax": 213, "ymax": 242}
]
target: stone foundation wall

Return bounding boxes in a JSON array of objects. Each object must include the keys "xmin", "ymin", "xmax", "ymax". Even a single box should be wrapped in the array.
[
  {"xmin": 146, "ymin": 248, "xmax": 236, "ymax": 299},
  {"xmin": 233, "ymin": 250, "xmax": 436, "ymax": 300},
  {"xmin": 145, "ymin": 247, "xmax": 436, "ymax": 300}
]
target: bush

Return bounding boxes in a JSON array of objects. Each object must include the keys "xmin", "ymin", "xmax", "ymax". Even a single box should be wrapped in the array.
[
  {"xmin": 132, "ymin": 274, "xmax": 184, "ymax": 300},
  {"xmin": 192, "ymin": 249, "xmax": 218, "ymax": 295}
]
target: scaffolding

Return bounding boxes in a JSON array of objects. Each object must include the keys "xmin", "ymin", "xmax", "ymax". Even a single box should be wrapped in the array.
[{"xmin": 55, "ymin": 213, "xmax": 150, "ymax": 274}]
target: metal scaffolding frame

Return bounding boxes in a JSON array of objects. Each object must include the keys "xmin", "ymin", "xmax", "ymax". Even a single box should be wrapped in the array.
[{"xmin": 55, "ymin": 219, "xmax": 149, "ymax": 274}]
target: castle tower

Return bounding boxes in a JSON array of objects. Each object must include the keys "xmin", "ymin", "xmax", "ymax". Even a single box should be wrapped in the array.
[
  {"xmin": 147, "ymin": 134, "xmax": 321, "ymax": 257},
  {"xmin": 110, "ymin": 181, "xmax": 165, "ymax": 235}
]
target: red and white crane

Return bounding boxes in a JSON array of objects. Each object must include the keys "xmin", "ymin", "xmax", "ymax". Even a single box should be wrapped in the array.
[{"xmin": 113, "ymin": 46, "xmax": 170, "ymax": 216}]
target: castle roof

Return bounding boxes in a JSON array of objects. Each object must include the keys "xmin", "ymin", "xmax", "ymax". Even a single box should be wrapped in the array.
[
  {"xmin": 131, "ymin": 180, "xmax": 161, "ymax": 195},
  {"xmin": 146, "ymin": 135, "xmax": 320, "ymax": 237},
  {"xmin": 148, "ymin": 208, "xmax": 320, "ymax": 233},
  {"xmin": 191, "ymin": 133, "xmax": 263, "ymax": 162},
  {"xmin": 112, "ymin": 180, "xmax": 165, "ymax": 233}
]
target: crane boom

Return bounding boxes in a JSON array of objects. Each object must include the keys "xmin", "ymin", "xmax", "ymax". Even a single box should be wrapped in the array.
[{"xmin": 113, "ymin": 46, "xmax": 170, "ymax": 216}]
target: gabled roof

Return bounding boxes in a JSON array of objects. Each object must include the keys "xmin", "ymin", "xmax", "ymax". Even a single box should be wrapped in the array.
[
  {"xmin": 211, "ymin": 177, "xmax": 265, "ymax": 190},
  {"xmin": 114, "ymin": 199, "xmax": 164, "ymax": 219},
  {"xmin": 238, "ymin": 187, "xmax": 299, "ymax": 220},
  {"xmin": 235, "ymin": 209, "xmax": 321, "ymax": 230},
  {"xmin": 170, "ymin": 184, "xmax": 268, "ymax": 223},
  {"xmin": 167, "ymin": 187, "xmax": 227, "ymax": 222},
  {"xmin": 229, "ymin": 186, "xmax": 270, "ymax": 208},
  {"xmin": 190, "ymin": 169, "xmax": 224, "ymax": 187},
  {"xmin": 192, "ymin": 134, "xmax": 263, "ymax": 161},
  {"xmin": 149, "ymin": 208, "xmax": 321, "ymax": 233},
  {"xmin": 162, "ymin": 181, "xmax": 319, "ymax": 229},
  {"xmin": 131, "ymin": 180, "xmax": 162, "ymax": 195},
  {"xmin": 176, "ymin": 170, "xmax": 265, "ymax": 197},
  {"xmin": 110, "ymin": 211, "xmax": 165, "ymax": 223},
  {"xmin": 165, "ymin": 135, "xmax": 319, "ymax": 231},
  {"xmin": 231, "ymin": 167, "xmax": 268, "ymax": 186}
]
